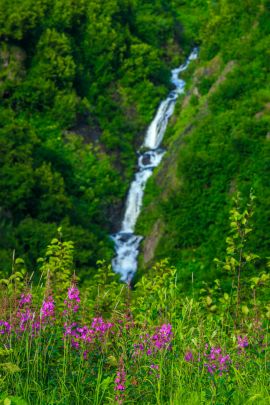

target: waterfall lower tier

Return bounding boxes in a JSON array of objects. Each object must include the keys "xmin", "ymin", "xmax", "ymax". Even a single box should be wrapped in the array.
[{"xmin": 111, "ymin": 48, "xmax": 198, "ymax": 282}]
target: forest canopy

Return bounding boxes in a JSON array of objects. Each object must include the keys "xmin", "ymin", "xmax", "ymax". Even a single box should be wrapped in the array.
[{"xmin": 0, "ymin": 0, "xmax": 204, "ymax": 277}]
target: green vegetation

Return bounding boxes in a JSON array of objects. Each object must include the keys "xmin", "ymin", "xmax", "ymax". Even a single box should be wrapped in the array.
[
  {"xmin": 137, "ymin": 0, "xmax": 270, "ymax": 287},
  {"xmin": 0, "ymin": 1, "xmax": 269, "ymax": 402},
  {"xmin": 0, "ymin": 0, "xmax": 200, "ymax": 277},
  {"xmin": 0, "ymin": 196, "xmax": 270, "ymax": 404}
]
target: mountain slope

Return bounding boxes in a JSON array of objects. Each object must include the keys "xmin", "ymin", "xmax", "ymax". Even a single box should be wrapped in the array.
[
  {"xmin": 137, "ymin": 0, "xmax": 270, "ymax": 284},
  {"xmin": 0, "ymin": 0, "xmax": 202, "ymax": 277}
]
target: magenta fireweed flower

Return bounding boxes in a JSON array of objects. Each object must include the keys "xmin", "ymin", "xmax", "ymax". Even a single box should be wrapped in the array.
[
  {"xmin": 16, "ymin": 292, "xmax": 35, "ymax": 332},
  {"xmin": 151, "ymin": 323, "xmax": 173, "ymax": 350},
  {"xmin": 31, "ymin": 321, "xmax": 41, "ymax": 335},
  {"xmin": 237, "ymin": 336, "xmax": 248, "ymax": 349},
  {"xmin": 64, "ymin": 285, "xmax": 81, "ymax": 313},
  {"xmin": 150, "ymin": 364, "xmax": 159, "ymax": 370},
  {"xmin": 17, "ymin": 308, "xmax": 35, "ymax": 332},
  {"xmin": 64, "ymin": 322, "xmax": 78, "ymax": 338},
  {"xmin": 0, "ymin": 320, "xmax": 11, "ymax": 334},
  {"xmin": 91, "ymin": 317, "xmax": 113, "ymax": 334},
  {"xmin": 68, "ymin": 285, "xmax": 80, "ymax": 302},
  {"xmin": 184, "ymin": 351, "xmax": 193, "ymax": 362},
  {"xmin": 64, "ymin": 317, "xmax": 113, "ymax": 352},
  {"xmin": 19, "ymin": 293, "xmax": 32, "ymax": 307},
  {"xmin": 115, "ymin": 358, "xmax": 126, "ymax": 404},
  {"xmin": 203, "ymin": 346, "xmax": 231, "ymax": 376},
  {"xmin": 41, "ymin": 296, "xmax": 55, "ymax": 320},
  {"xmin": 133, "ymin": 323, "xmax": 173, "ymax": 358}
]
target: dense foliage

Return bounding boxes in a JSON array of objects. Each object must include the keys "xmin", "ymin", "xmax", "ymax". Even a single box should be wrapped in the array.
[
  {"xmin": 0, "ymin": 197, "xmax": 269, "ymax": 404},
  {"xmin": 137, "ymin": 0, "xmax": 270, "ymax": 287},
  {"xmin": 0, "ymin": 0, "xmax": 203, "ymax": 277},
  {"xmin": 0, "ymin": 0, "xmax": 269, "ymax": 403}
]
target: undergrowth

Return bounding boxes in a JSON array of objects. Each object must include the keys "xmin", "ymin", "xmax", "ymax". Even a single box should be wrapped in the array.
[{"xmin": 0, "ymin": 193, "xmax": 269, "ymax": 404}]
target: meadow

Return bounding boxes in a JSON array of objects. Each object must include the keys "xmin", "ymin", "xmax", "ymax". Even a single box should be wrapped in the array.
[{"xmin": 1, "ymin": 194, "xmax": 269, "ymax": 404}]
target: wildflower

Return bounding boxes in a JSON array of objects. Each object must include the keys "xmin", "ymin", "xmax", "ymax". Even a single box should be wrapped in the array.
[
  {"xmin": 203, "ymin": 345, "xmax": 231, "ymax": 376},
  {"xmin": 237, "ymin": 336, "xmax": 248, "ymax": 349},
  {"xmin": 17, "ymin": 308, "xmax": 35, "ymax": 332},
  {"xmin": 64, "ymin": 284, "xmax": 81, "ymax": 313},
  {"xmin": 32, "ymin": 321, "xmax": 41, "ymax": 335},
  {"xmin": 64, "ymin": 322, "xmax": 78, "ymax": 338},
  {"xmin": 150, "ymin": 364, "xmax": 159, "ymax": 370},
  {"xmin": 133, "ymin": 323, "xmax": 173, "ymax": 358},
  {"xmin": 16, "ymin": 292, "xmax": 35, "ymax": 332},
  {"xmin": 68, "ymin": 285, "xmax": 80, "ymax": 302},
  {"xmin": 71, "ymin": 340, "xmax": 80, "ymax": 349},
  {"xmin": 114, "ymin": 357, "xmax": 126, "ymax": 404},
  {"xmin": 91, "ymin": 317, "xmax": 113, "ymax": 334},
  {"xmin": 41, "ymin": 296, "xmax": 55, "ymax": 320},
  {"xmin": 19, "ymin": 293, "xmax": 32, "ymax": 307},
  {"xmin": 0, "ymin": 320, "xmax": 11, "ymax": 335},
  {"xmin": 184, "ymin": 351, "xmax": 193, "ymax": 362},
  {"xmin": 151, "ymin": 323, "xmax": 173, "ymax": 350},
  {"xmin": 63, "ymin": 317, "xmax": 113, "ymax": 354}
]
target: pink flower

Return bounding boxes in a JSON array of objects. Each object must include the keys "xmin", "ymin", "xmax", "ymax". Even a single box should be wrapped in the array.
[
  {"xmin": 151, "ymin": 324, "xmax": 173, "ymax": 350},
  {"xmin": 184, "ymin": 351, "xmax": 193, "ymax": 362},
  {"xmin": 133, "ymin": 323, "xmax": 173, "ymax": 358},
  {"xmin": 150, "ymin": 364, "xmax": 159, "ymax": 370},
  {"xmin": 114, "ymin": 358, "xmax": 126, "ymax": 403},
  {"xmin": 91, "ymin": 317, "xmax": 113, "ymax": 335},
  {"xmin": 116, "ymin": 384, "xmax": 125, "ymax": 391},
  {"xmin": 41, "ymin": 296, "xmax": 55, "ymax": 320},
  {"xmin": 203, "ymin": 345, "xmax": 231, "ymax": 376},
  {"xmin": 64, "ymin": 285, "xmax": 81, "ymax": 313},
  {"xmin": 16, "ymin": 293, "xmax": 35, "ymax": 332},
  {"xmin": 237, "ymin": 336, "xmax": 248, "ymax": 349},
  {"xmin": 68, "ymin": 286, "xmax": 80, "ymax": 302},
  {"xmin": 0, "ymin": 320, "xmax": 11, "ymax": 334},
  {"xmin": 17, "ymin": 308, "xmax": 34, "ymax": 332},
  {"xmin": 19, "ymin": 293, "xmax": 32, "ymax": 307},
  {"xmin": 63, "ymin": 317, "xmax": 113, "ymax": 353}
]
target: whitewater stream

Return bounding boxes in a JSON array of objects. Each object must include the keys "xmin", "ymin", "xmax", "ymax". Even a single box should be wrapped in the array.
[{"xmin": 111, "ymin": 48, "xmax": 198, "ymax": 282}]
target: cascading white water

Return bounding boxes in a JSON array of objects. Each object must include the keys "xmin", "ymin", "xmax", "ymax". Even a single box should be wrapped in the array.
[{"xmin": 111, "ymin": 48, "xmax": 198, "ymax": 282}]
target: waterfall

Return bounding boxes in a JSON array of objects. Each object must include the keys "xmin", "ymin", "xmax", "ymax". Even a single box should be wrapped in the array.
[{"xmin": 111, "ymin": 48, "xmax": 198, "ymax": 282}]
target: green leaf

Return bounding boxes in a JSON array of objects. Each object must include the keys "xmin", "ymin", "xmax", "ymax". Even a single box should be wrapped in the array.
[
  {"xmin": 1, "ymin": 363, "xmax": 21, "ymax": 373},
  {"xmin": 15, "ymin": 258, "xmax": 24, "ymax": 264},
  {"xmin": 242, "ymin": 305, "xmax": 249, "ymax": 315},
  {"xmin": 250, "ymin": 277, "xmax": 259, "ymax": 285},
  {"xmin": 224, "ymin": 293, "xmax": 229, "ymax": 301}
]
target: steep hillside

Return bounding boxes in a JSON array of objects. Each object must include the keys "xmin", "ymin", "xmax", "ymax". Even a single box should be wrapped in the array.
[
  {"xmin": 0, "ymin": 0, "xmax": 206, "ymax": 277},
  {"xmin": 137, "ymin": 0, "xmax": 270, "ymax": 285}
]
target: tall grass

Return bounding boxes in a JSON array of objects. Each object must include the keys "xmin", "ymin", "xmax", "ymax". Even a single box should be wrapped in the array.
[
  {"xmin": 0, "ymin": 277, "xmax": 269, "ymax": 405},
  {"xmin": 1, "ymin": 193, "xmax": 269, "ymax": 404}
]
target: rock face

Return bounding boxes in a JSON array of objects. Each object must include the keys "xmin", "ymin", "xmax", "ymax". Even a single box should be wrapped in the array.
[
  {"xmin": 143, "ymin": 219, "xmax": 164, "ymax": 265},
  {"xmin": 208, "ymin": 60, "xmax": 236, "ymax": 94}
]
